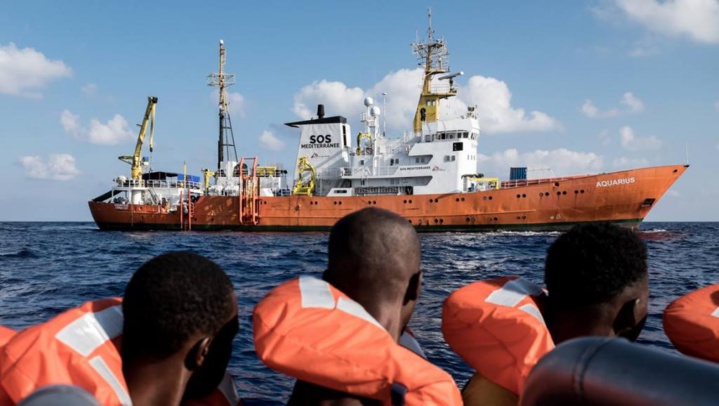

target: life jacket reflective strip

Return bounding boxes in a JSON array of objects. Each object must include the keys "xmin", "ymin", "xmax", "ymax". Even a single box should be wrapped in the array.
[
  {"xmin": 442, "ymin": 276, "xmax": 554, "ymax": 396},
  {"xmin": 0, "ymin": 298, "xmax": 130, "ymax": 406},
  {"xmin": 0, "ymin": 326, "xmax": 15, "ymax": 348},
  {"xmin": 1, "ymin": 300, "xmax": 239, "ymax": 406},
  {"xmin": 664, "ymin": 283, "xmax": 719, "ymax": 363},
  {"xmin": 253, "ymin": 276, "xmax": 462, "ymax": 406}
]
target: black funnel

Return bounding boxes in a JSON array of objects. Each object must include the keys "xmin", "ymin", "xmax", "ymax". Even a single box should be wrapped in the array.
[{"xmin": 317, "ymin": 104, "xmax": 325, "ymax": 119}]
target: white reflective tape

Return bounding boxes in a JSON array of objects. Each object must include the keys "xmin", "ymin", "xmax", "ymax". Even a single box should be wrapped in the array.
[
  {"xmin": 299, "ymin": 276, "xmax": 336, "ymax": 309},
  {"xmin": 519, "ymin": 303, "xmax": 546, "ymax": 324},
  {"xmin": 711, "ymin": 307, "xmax": 719, "ymax": 318},
  {"xmin": 217, "ymin": 373, "xmax": 241, "ymax": 406},
  {"xmin": 56, "ymin": 305, "xmax": 123, "ymax": 356},
  {"xmin": 336, "ymin": 297, "xmax": 383, "ymax": 330},
  {"xmin": 486, "ymin": 278, "xmax": 543, "ymax": 308},
  {"xmin": 399, "ymin": 331, "xmax": 427, "ymax": 359},
  {"xmin": 89, "ymin": 356, "xmax": 132, "ymax": 406}
]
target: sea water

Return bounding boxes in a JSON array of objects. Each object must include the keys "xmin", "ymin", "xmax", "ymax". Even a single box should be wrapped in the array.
[{"xmin": 1, "ymin": 222, "xmax": 717, "ymax": 404}]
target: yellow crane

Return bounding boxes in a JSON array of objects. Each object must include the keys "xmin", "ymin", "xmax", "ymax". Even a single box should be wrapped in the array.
[{"xmin": 118, "ymin": 96, "xmax": 158, "ymax": 181}]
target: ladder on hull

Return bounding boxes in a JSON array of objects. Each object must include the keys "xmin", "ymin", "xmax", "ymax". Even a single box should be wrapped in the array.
[{"xmin": 238, "ymin": 157, "xmax": 259, "ymax": 226}]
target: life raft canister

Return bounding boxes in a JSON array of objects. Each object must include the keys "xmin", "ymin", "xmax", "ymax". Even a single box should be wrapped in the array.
[
  {"xmin": 0, "ymin": 298, "xmax": 130, "ymax": 406},
  {"xmin": 253, "ymin": 276, "xmax": 462, "ymax": 406},
  {"xmin": 442, "ymin": 276, "xmax": 554, "ymax": 396},
  {"xmin": 664, "ymin": 283, "xmax": 719, "ymax": 363}
]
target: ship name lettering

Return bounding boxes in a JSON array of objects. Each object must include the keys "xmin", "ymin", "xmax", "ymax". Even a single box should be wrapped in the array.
[
  {"xmin": 400, "ymin": 166, "xmax": 431, "ymax": 171},
  {"xmin": 595, "ymin": 177, "xmax": 635, "ymax": 188}
]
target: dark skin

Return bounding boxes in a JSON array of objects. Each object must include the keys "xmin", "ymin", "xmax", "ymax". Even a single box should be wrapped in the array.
[
  {"xmin": 288, "ymin": 208, "xmax": 422, "ymax": 406},
  {"xmin": 123, "ymin": 294, "xmax": 239, "ymax": 406},
  {"xmin": 462, "ymin": 276, "xmax": 649, "ymax": 406}
]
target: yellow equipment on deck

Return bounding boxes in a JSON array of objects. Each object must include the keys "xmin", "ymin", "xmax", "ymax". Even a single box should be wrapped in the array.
[
  {"xmin": 292, "ymin": 157, "xmax": 316, "ymax": 196},
  {"xmin": 118, "ymin": 96, "xmax": 158, "ymax": 182}
]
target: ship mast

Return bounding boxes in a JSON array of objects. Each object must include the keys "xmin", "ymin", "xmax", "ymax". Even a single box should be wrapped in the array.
[
  {"xmin": 412, "ymin": 9, "xmax": 459, "ymax": 134},
  {"xmin": 207, "ymin": 39, "xmax": 238, "ymax": 173}
]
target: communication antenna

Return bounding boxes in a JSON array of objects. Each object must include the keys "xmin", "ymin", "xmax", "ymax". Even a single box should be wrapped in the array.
[
  {"xmin": 685, "ymin": 142, "xmax": 689, "ymax": 165},
  {"xmin": 207, "ymin": 39, "xmax": 238, "ymax": 173},
  {"xmin": 382, "ymin": 92, "xmax": 387, "ymax": 137}
]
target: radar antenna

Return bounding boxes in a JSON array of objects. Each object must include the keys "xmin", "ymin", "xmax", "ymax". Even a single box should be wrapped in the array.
[{"xmin": 207, "ymin": 40, "xmax": 238, "ymax": 173}]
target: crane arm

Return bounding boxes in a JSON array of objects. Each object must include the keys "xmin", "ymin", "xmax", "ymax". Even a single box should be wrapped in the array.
[{"xmin": 118, "ymin": 96, "xmax": 158, "ymax": 181}]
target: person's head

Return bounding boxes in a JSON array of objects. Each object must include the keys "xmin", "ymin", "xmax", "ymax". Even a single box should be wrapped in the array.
[
  {"xmin": 323, "ymin": 208, "xmax": 422, "ymax": 338},
  {"xmin": 122, "ymin": 252, "xmax": 238, "ymax": 397},
  {"xmin": 544, "ymin": 222, "xmax": 648, "ymax": 344}
]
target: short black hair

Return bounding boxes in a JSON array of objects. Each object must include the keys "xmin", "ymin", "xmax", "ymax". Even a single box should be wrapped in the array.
[
  {"xmin": 122, "ymin": 251, "xmax": 235, "ymax": 360},
  {"xmin": 545, "ymin": 223, "xmax": 647, "ymax": 309}
]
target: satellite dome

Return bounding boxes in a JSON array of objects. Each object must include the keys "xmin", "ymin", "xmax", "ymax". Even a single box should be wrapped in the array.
[
  {"xmin": 364, "ymin": 97, "xmax": 374, "ymax": 107},
  {"xmin": 370, "ymin": 106, "xmax": 381, "ymax": 117}
]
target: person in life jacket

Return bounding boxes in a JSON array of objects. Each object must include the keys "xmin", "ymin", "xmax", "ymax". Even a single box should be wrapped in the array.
[
  {"xmin": 254, "ymin": 207, "xmax": 462, "ymax": 405},
  {"xmin": 0, "ymin": 252, "xmax": 241, "ymax": 406},
  {"xmin": 443, "ymin": 222, "xmax": 649, "ymax": 406},
  {"xmin": 664, "ymin": 283, "xmax": 719, "ymax": 363}
]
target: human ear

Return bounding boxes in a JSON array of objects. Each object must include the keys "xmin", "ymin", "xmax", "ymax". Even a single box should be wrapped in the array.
[
  {"xmin": 185, "ymin": 337, "xmax": 213, "ymax": 370},
  {"xmin": 404, "ymin": 271, "xmax": 422, "ymax": 304},
  {"xmin": 614, "ymin": 298, "xmax": 646, "ymax": 341}
]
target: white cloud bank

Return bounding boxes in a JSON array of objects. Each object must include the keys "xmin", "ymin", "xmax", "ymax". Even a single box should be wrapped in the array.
[
  {"xmin": 259, "ymin": 130, "xmax": 285, "ymax": 151},
  {"xmin": 291, "ymin": 68, "xmax": 561, "ymax": 135},
  {"xmin": 478, "ymin": 148, "xmax": 604, "ymax": 178},
  {"xmin": 61, "ymin": 109, "xmax": 136, "ymax": 145},
  {"xmin": 613, "ymin": 0, "xmax": 719, "ymax": 44},
  {"xmin": 619, "ymin": 126, "xmax": 663, "ymax": 151},
  {"xmin": 582, "ymin": 92, "xmax": 645, "ymax": 118},
  {"xmin": 19, "ymin": 154, "xmax": 80, "ymax": 181},
  {"xmin": 0, "ymin": 43, "xmax": 72, "ymax": 98}
]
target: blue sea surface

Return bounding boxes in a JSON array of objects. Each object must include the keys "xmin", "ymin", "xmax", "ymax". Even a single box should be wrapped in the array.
[{"xmin": 1, "ymin": 222, "xmax": 718, "ymax": 404}]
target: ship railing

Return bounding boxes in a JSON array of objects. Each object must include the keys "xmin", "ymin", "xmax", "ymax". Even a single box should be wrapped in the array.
[
  {"xmin": 500, "ymin": 175, "xmax": 587, "ymax": 189},
  {"xmin": 340, "ymin": 166, "xmax": 400, "ymax": 177}
]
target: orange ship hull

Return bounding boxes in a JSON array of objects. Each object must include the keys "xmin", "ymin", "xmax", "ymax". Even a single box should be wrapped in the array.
[{"xmin": 88, "ymin": 164, "xmax": 688, "ymax": 231}]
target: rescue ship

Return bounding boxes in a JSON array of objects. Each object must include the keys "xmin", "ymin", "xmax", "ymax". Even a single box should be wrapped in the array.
[{"xmin": 88, "ymin": 17, "xmax": 688, "ymax": 232}]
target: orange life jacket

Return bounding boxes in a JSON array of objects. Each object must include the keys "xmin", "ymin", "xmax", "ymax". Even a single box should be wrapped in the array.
[
  {"xmin": 0, "ymin": 326, "xmax": 14, "ymax": 348},
  {"xmin": 0, "ymin": 298, "xmax": 129, "ymax": 406},
  {"xmin": 442, "ymin": 276, "xmax": 554, "ymax": 396},
  {"xmin": 253, "ymin": 276, "xmax": 462, "ymax": 406},
  {"xmin": 0, "ymin": 299, "xmax": 241, "ymax": 406},
  {"xmin": 664, "ymin": 283, "xmax": 719, "ymax": 363}
]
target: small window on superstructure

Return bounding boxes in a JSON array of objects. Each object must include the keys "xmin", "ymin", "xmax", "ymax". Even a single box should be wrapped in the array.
[
  {"xmin": 425, "ymin": 134, "xmax": 431, "ymax": 142},
  {"xmin": 451, "ymin": 156, "xmax": 456, "ymax": 162},
  {"xmin": 360, "ymin": 160, "xmax": 364, "ymax": 165}
]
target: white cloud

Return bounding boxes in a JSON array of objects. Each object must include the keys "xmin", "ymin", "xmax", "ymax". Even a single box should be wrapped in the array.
[
  {"xmin": 292, "ymin": 68, "xmax": 560, "ymax": 135},
  {"xmin": 60, "ymin": 109, "xmax": 82, "ymax": 136},
  {"xmin": 0, "ymin": 43, "xmax": 72, "ymax": 99},
  {"xmin": 81, "ymin": 83, "xmax": 98, "ymax": 97},
  {"xmin": 227, "ymin": 92, "xmax": 245, "ymax": 117},
  {"xmin": 209, "ymin": 90, "xmax": 247, "ymax": 117},
  {"xmin": 19, "ymin": 154, "xmax": 80, "ymax": 181},
  {"xmin": 619, "ymin": 126, "xmax": 663, "ymax": 151},
  {"xmin": 452, "ymin": 75, "xmax": 561, "ymax": 133},
  {"xmin": 582, "ymin": 100, "xmax": 618, "ymax": 118},
  {"xmin": 582, "ymin": 92, "xmax": 644, "ymax": 118},
  {"xmin": 612, "ymin": 156, "xmax": 650, "ymax": 169},
  {"xmin": 259, "ymin": 130, "xmax": 285, "ymax": 151},
  {"xmin": 621, "ymin": 92, "xmax": 645, "ymax": 112},
  {"xmin": 60, "ymin": 109, "xmax": 135, "ymax": 145},
  {"xmin": 293, "ymin": 80, "xmax": 366, "ymax": 120},
  {"xmin": 477, "ymin": 148, "xmax": 604, "ymax": 178},
  {"xmin": 614, "ymin": 0, "xmax": 719, "ymax": 44}
]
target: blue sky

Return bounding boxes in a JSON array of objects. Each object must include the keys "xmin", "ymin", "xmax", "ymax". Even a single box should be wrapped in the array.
[{"xmin": 1, "ymin": 0, "xmax": 717, "ymax": 221}]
